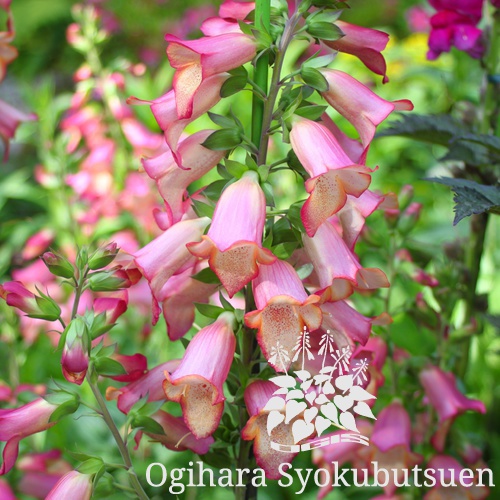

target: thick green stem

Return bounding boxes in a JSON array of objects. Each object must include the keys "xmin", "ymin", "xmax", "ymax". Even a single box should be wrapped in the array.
[
  {"xmin": 251, "ymin": 0, "xmax": 271, "ymax": 149},
  {"xmin": 87, "ymin": 371, "xmax": 149, "ymax": 500}
]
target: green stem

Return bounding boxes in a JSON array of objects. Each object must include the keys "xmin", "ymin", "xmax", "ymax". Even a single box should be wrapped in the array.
[
  {"xmin": 87, "ymin": 370, "xmax": 149, "ymax": 500},
  {"xmin": 251, "ymin": 0, "xmax": 271, "ymax": 149}
]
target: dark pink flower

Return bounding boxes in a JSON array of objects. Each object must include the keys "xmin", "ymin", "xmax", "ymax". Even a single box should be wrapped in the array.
[{"xmin": 0, "ymin": 99, "xmax": 36, "ymax": 160}]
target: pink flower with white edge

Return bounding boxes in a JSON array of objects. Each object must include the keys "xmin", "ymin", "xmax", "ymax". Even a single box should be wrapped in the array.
[
  {"xmin": 302, "ymin": 221, "xmax": 389, "ymax": 301},
  {"xmin": 290, "ymin": 117, "xmax": 374, "ymax": 236},
  {"xmin": 0, "ymin": 398, "xmax": 57, "ymax": 475},
  {"xmin": 159, "ymin": 262, "xmax": 219, "ymax": 341},
  {"xmin": 134, "ymin": 216, "xmax": 210, "ymax": 306},
  {"xmin": 128, "ymin": 73, "xmax": 228, "ymax": 165},
  {"xmin": 45, "ymin": 470, "xmax": 92, "ymax": 500},
  {"xmin": 419, "ymin": 366, "xmax": 486, "ymax": 452},
  {"xmin": 106, "ymin": 359, "xmax": 181, "ymax": 414},
  {"xmin": 245, "ymin": 259, "xmax": 322, "ymax": 372},
  {"xmin": 241, "ymin": 380, "xmax": 297, "ymax": 479},
  {"xmin": 142, "ymin": 130, "xmax": 226, "ymax": 228},
  {"xmin": 322, "ymin": 20, "xmax": 390, "ymax": 83},
  {"xmin": 165, "ymin": 33, "xmax": 256, "ymax": 119},
  {"xmin": 320, "ymin": 69, "xmax": 413, "ymax": 153},
  {"xmin": 143, "ymin": 410, "xmax": 214, "ymax": 455},
  {"xmin": 163, "ymin": 313, "xmax": 236, "ymax": 438},
  {"xmin": 424, "ymin": 455, "xmax": 489, "ymax": 500},
  {"xmin": 188, "ymin": 172, "xmax": 276, "ymax": 297},
  {"xmin": 359, "ymin": 400, "xmax": 423, "ymax": 496}
]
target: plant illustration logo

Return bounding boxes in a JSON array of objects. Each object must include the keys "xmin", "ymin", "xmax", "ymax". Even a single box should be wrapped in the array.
[{"xmin": 264, "ymin": 328, "xmax": 377, "ymax": 453}]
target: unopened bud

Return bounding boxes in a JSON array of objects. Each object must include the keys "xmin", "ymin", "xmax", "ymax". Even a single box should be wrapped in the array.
[
  {"xmin": 398, "ymin": 202, "xmax": 422, "ymax": 235},
  {"xmin": 87, "ymin": 271, "xmax": 127, "ymax": 292},
  {"xmin": 398, "ymin": 185, "xmax": 414, "ymax": 211},
  {"xmin": 61, "ymin": 317, "xmax": 90, "ymax": 385},
  {"xmin": 88, "ymin": 242, "xmax": 119, "ymax": 270},
  {"xmin": 42, "ymin": 252, "xmax": 75, "ymax": 279}
]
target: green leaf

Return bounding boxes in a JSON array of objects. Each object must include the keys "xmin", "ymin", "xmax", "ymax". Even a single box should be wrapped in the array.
[
  {"xmin": 377, "ymin": 114, "xmax": 468, "ymax": 146},
  {"xmin": 295, "ymin": 104, "xmax": 328, "ymax": 121},
  {"xmin": 306, "ymin": 21, "xmax": 344, "ymax": 41},
  {"xmin": 454, "ymin": 133, "xmax": 500, "ymax": 154},
  {"xmin": 302, "ymin": 52, "xmax": 336, "ymax": 69},
  {"xmin": 427, "ymin": 177, "xmax": 500, "ymax": 225},
  {"xmin": 207, "ymin": 112, "xmax": 235, "ymax": 129},
  {"xmin": 130, "ymin": 415, "xmax": 166, "ymax": 435},
  {"xmin": 192, "ymin": 267, "xmax": 220, "ymax": 284},
  {"xmin": 300, "ymin": 67, "xmax": 329, "ymax": 92},
  {"xmin": 78, "ymin": 457, "xmax": 104, "ymax": 475},
  {"xmin": 203, "ymin": 179, "xmax": 229, "ymax": 201},
  {"xmin": 195, "ymin": 303, "xmax": 225, "ymax": 319},
  {"xmin": 288, "ymin": 200, "xmax": 306, "ymax": 232},
  {"xmin": 202, "ymin": 129, "xmax": 242, "ymax": 151},
  {"xmin": 225, "ymin": 159, "xmax": 248, "ymax": 179},
  {"xmin": 192, "ymin": 199, "xmax": 215, "ymax": 219},
  {"xmin": 273, "ymin": 241, "xmax": 299, "ymax": 260},
  {"xmin": 218, "ymin": 291, "xmax": 234, "ymax": 312},
  {"xmin": 49, "ymin": 398, "xmax": 80, "ymax": 423},
  {"xmin": 93, "ymin": 357, "xmax": 127, "ymax": 376},
  {"xmin": 220, "ymin": 75, "xmax": 248, "ymax": 97}
]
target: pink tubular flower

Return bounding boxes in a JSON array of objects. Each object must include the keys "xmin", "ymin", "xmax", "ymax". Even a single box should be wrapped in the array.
[
  {"xmin": 163, "ymin": 313, "xmax": 236, "ymax": 438},
  {"xmin": 302, "ymin": 221, "xmax": 389, "ymax": 301},
  {"xmin": 0, "ymin": 99, "xmax": 37, "ymax": 160},
  {"xmin": 419, "ymin": 366, "xmax": 486, "ymax": 452},
  {"xmin": 142, "ymin": 130, "xmax": 226, "ymax": 227},
  {"xmin": 108, "ymin": 353, "xmax": 147, "ymax": 383},
  {"xmin": 144, "ymin": 410, "xmax": 214, "ymax": 454},
  {"xmin": 241, "ymin": 380, "xmax": 297, "ymax": 479},
  {"xmin": 128, "ymin": 73, "xmax": 228, "ymax": 162},
  {"xmin": 134, "ymin": 216, "xmax": 210, "ymax": 305},
  {"xmin": 322, "ymin": 20, "xmax": 390, "ymax": 83},
  {"xmin": 165, "ymin": 33, "xmax": 256, "ymax": 119},
  {"xmin": 290, "ymin": 117, "xmax": 373, "ymax": 236},
  {"xmin": 245, "ymin": 259, "xmax": 322, "ymax": 372},
  {"xmin": 21, "ymin": 229, "xmax": 54, "ymax": 260},
  {"xmin": 45, "ymin": 470, "xmax": 92, "ymax": 500},
  {"xmin": 93, "ymin": 294, "xmax": 128, "ymax": 325},
  {"xmin": 17, "ymin": 450, "xmax": 72, "ymax": 499},
  {"xmin": 188, "ymin": 172, "xmax": 276, "ymax": 297},
  {"xmin": 0, "ymin": 398, "xmax": 57, "ymax": 475},
  {"xmin": 320, "ymin": 69, "xmax": 413, "ymax": 151},
  {"xmin": 0, "ymin": 479, "xmax": 15, "ymax": 500},
  {"xmin": 360, "ymin": 400, "xmax": 423, "ymax": 496},
  {"xmin": 159, "ymin": 262, "xmax": 219, "ymax": 341},
  {"xmin": 106, "ymin": 359, "xmax": 181, "ymax": 414}
]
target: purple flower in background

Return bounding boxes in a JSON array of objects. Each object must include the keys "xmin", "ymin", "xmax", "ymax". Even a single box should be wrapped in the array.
[{"xmin": 427, "ymin": 0, "xmax": 485, "ymax": 59}]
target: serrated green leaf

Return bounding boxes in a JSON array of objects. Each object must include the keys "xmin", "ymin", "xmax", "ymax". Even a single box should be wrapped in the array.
[
  {"xmin": 306, "ymin": 21, "xmax": 344, "ymax": 41},
  {"xmin": 300, "ymin": 67, "xmax": 329, "ymax": 92},
  {"xmin": 202, "ymin": 129, "xmax": 242, "ymax": 151},
  {"xmin": 220, "ymin": 75, "xmax": 248, "ymax": 97},
  {"xmin": 194, "ymin": 303, "xmax": 225, "ymax": 319},
  {"xmin": 192, "ymin": 267, "xmax": 220, "ymax": 284},
  {"xmin": 428, "ymin": 177, "xmax": 500, "ymax": 224}
]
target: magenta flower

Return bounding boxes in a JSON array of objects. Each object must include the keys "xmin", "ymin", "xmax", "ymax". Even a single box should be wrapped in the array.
[
  {"xmin": 163, "ymin": 313, "xmax": 236, "ymax": 438},
  {"xmin": 241, "ymin": 380, "xmax": 297, "ymax": 479},
  {"xmin": 165, "ymin": 33, "xmax": 256, "ymax": 119},
  {"xmin": 188, "ymin": 172, "xmax": 276, "ymax": 297},
  {"xmin": 0, "ymin": 479, "xmax": 15, "ymax": 500},
  {"xmin": 108, "ymin": 353, "xmax": 147, "ymax": 383},
  {"xmin": 143, "ymin": 410, "xmax": 214, "ymax": 454},
  {"xmin": 320, "ymin": 69, "xmax": 413, "ymax": 152},
  {"xmin": 302, "ymin": 221, "xmax": 389, "ymax": 301},
  {"xmin": 93, "ymin": 294, "xmax": 128, "ymax": 325},
  {"xmin": 420, "ymin": 366, "xmax": 486, "ymax": 452},
  {"xmin": 21, "ymin": 229, "xmax": 54, "ymax": 260},
  {"xmin": 0, "ymin": 398, "xmax": 57, "ymax": 475},
  {"xmin": 45, "ymin": 470, "xmax": 93, "ymax": 500},
  {"xmin": 290, "ymin": 117, "xmax": 373, "ymax": 236},
  {"xmin": 61, "ymin": 337, "xmax": 88, "ymax": 385},
  {"xmin": 361, "ymin": 400, "xmax": 423, "ymax": 495},
  {"xmin": 106, "ymin": 359, "xmax": 181, "ymax": 414},
  {"xmin": 134, "ymin": 216, "xmax": 210, "ymax": 306},
  {"xmin": 245, "ymin": 259, "xmax": 322, "ymax": 372},
  {"xmin": 128, "ymin": 73, "xmax": 228, "ymax": 163},
  {"xmin": 142, "ymin": 130, "xmax": 226, "ymax": 227},
  {"xmin": 322, "ymin": 20, "xmax": 390, "ymax": 83},
  {"xmin": 0, "ymin": 99, "xmax": 37, "ymax": 160}
]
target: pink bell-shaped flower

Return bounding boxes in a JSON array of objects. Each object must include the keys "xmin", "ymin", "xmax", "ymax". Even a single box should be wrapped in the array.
[{"xmin": 45, "ymin": 470, "xmax": 93, "ymax": 500}]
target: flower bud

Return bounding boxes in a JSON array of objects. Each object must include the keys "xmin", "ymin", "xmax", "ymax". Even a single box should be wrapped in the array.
[
  {"xmin": 87, "ymin": 271, "xmax": 127, "ymax": 292},
  {"xmin": 61, "ymin": 318, "xmax": 90, "ymax": 385},
  {"xmin": 398, "ymin": 202, "xmax": 422, "ymax": 235},
  {"xmin": 41, "ymin": 252, "xmax": 75, "ymax": 279},
  {"xmin": 398, "ymin": 184, "xmax": 414, "ymax": 211},
  {"xmin": 88, "ymin": 243, "xmax": 119, "ymax": 270}
]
